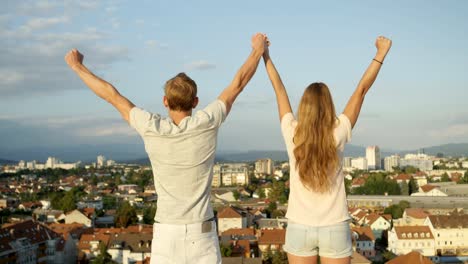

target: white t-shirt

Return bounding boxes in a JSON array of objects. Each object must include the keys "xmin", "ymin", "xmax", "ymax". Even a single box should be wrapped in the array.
[
  {"xmin": 129, "ymin": 100, "xmax": 227, "ymax": 224},
  {"xmin": 281, "ymin": 112, "xmax": 352, "ymax": 226}
]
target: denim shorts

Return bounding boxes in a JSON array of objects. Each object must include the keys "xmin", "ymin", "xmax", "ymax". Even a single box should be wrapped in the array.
[{"xmin": 283, "ymin": 220, "xmax": 353, "ymax": 258}]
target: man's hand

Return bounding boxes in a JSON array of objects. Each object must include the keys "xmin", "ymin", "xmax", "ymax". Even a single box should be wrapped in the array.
[
  {"xmin": 65, "ymin": 49, "xmax": 84, "ymax": 70},
  {"xmin": 251, "ymin": 33, "xmax": 267, "ymax": 53},
  {"xmin": 375, "ymin": 36, "xmax": 392, "ymax": 59}
]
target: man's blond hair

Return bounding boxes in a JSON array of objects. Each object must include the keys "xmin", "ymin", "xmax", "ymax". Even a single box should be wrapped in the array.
[{"xmin": 164, "ymin": 73, "xmax": 197, "ymax": 111}]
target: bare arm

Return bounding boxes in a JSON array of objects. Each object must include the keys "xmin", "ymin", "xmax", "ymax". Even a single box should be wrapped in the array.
[
  {"xmin": 262, "ymin": 44, "xmax": 293, "ymax": 121},
  {"xmin": 65, "ymin": 49, "xmax": 135, "ymax": 123},
  {"xmin": 218, "ymin": 33, "xmax": 267, "ymax": 115},
  {"xmin": 343, "ymin": 36, "xmax": 392, "ymax": 128}
]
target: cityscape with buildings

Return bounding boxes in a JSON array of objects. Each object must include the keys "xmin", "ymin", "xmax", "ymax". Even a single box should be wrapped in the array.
[{"xmin": 1, "ymin": 146, "xmax": 468, "ymax": 264}]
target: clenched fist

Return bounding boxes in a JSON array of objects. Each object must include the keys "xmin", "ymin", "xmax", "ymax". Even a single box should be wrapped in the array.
[
  {"xmin": 65, "ymin": 49, "xmax": 84, "ymax": 70},
  {"xmin": 375, "ymin": 36, "xmax": 392, "ymax": 56}
]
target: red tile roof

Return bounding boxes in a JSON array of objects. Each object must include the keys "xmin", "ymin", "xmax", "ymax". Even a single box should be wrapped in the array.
[
  {"xmin": 395, "ymin": 174, "xmax": 411, "ymax": 181},
  {"xmin": 352, "ymin": 226, "xmax": 375, "ymax": 241},
  {"xmin": 404, "ymin": 208, "xmax": 430, "ymax": 219},
  {"xmin": 258, "ymin": 229, "xmax": 285, "ymax": 245},
  {"xmin": 386, "ymin": 251, "xmax": 433, "ymax": 264},
  {"xmin": 78, "ymin": 233, "xmax": 110, "ymax": 250},
  {"xmin": 0, "ymin": 220, "xmax": 61, "ymax": 252},
  {"xmin": 218, "ymin": 207, "xmax": 242, "ymax": 218},
  {"xmin": 420, "ymin": 185, "xmax": 437, "ymax": 193},
  {"xmin": 394, "ymin": 226, "xmax": 434, "ymax": 240},
  {"xmin": 222, "ymin": 228, "xmax": 255, "ymax": 237}
]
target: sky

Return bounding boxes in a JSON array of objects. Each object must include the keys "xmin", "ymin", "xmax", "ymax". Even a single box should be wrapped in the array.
[{"xmin": 1, "ymin": 0, "xmax": 468, "ymax": 160}]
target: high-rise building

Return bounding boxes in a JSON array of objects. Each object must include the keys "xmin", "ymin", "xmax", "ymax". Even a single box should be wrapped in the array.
[
  {"xmin": 45, "ymin": 157, "xmax": 61, "ymax": 169},
  {"xmin": 351, "ymin": 157, "xmax": 368, "ymax": 170},
  {"xmin": 399, "ymin": 152, "xmax": 433, "ymax": 171},
  {"xmin": 212, "ymin": 163, "xmax": 249, "ymax": 187},
  {"xmin": 343, "ymin": 157, "xmax": 353, "ymax": 168},
  {"xmin": 384, "ymin": 155, "xmax": 400, "ymax": 172},
  {"xmin": 366, "ymin": 146, "xmax": 381, "ymax": 170},
  {"xmin": 97, "ymin": 155, "xmax": 106, "ymax": 168},
  {"xmin": 255, "ymin": 158, "xmax": 274, "ymax": 175}
]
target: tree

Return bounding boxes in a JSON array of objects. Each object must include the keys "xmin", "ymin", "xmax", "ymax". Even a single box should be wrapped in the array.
[
  {"xmin": 91, "ymin": 243, "xmax": 116, "ymax": 264},
  {"xmin": 353, "ymin": 174, "xmax": 401, "ymax": 195},
  {"xmin": 220, "ymin": 243, "xmax": 233, "ymax": 257},
  {"xmin": 115, "ymin": 201, "xmax": 138, "ymax": 228},
  {"xmin": 232, "ymin": 190, "xmax": 240, "ymax": 201},
  {"xmin": 271, "ymin": 250, "xmax": 288, "ymax": 264},
  {"xmin": 441, "ymin": 172, "xmax": 450, "ymax": 182},
  {"xmin": 400, "ymin": 181, "xmax": 409, "ymax": 196},
  {"xmin": 143, "ymin": 205, "xmax": 157, "ymax": 224},
  {"xmin": 382, "ymin": 250, "xmax": 397, "ymax": 262},
  {"xmin": 459, "ymin": 170, "xmax": 468, "ymax": 184},
  {"xmin": 404, "ymin": 166, "xmax": 418, "ymax": 174},
  {"xmin": 408, "ymin": 177, "xmax": 418, "ymax": 194},
  {"xmin": 257, "ymin": 188, "xmax": 266, "ymax": 199}
]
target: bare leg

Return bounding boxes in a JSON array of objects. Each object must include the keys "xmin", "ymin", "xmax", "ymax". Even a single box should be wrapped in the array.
[
  {"xmin": 287, "ymin": 253, "xmax": 318, "ymax": 264},
  {"xmin": 320, "ymin": 256, "xmax": 351, "ymax": 264}
]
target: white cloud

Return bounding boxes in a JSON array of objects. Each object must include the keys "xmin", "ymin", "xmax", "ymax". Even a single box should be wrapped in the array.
[
  {"xmin": 105, "ymin": 6, "xmax": 118, "ymax": 13},
  {"xmin": 109, "ymin": 17, "xmax": 120, "ymax": 29},
  {"xmin": 184, "ymin": 60, "xmax": 216, "ymax": 71},
  {"xmin": 16, "ymin": 0, "xmax": 60, "ymax": 16},
  {"xmin": 0, "ymin": 70, "xmax": 25, "ymax": 85},
  {"xmin": 135, "ymin": 19, "xmax": 145, "ymax": 25},
  {"xmin": 76, "ymin": 125, "xmax": 137, "ymax": 137},
  {"xmin": 145, "ymin": 40, "xmax": 158, "ymax": 47},
  {"xmin": 21, "ymin": 16, "xmax": 69, "ymax": 32},
  {"xmin": 145, "ymin": 40, "xmax": 169, "ymax": 50},
  {"xmin": 428, "ymin": 123, "xmax": 468, "ymax": 139}
]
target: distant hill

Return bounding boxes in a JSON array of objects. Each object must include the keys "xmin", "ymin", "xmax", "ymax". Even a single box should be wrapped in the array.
[
  {"xmin": 0, "ymin": 159, "xmax": 17, "ymax": 165},
  {"xmin": 3, "ymin": 142, "xmax": 467, "ymax": 164},
  {"xmin": 403, "ymin": 143, "xmax": 468, "ymax": 157},
  {"xmin": 215, "ymin": 144, "xmax": 374, "ymax": 162}
]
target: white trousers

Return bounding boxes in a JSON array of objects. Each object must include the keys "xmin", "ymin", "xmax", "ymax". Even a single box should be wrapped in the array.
[{"xmin": 150, "ymin": 220, "xmax": 222, "ymax": 264}]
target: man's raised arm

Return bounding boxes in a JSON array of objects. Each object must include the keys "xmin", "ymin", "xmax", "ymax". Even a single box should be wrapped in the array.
[
  {"xmin": 65, "ymin": 49, "xmax": 135, "ymax": 123},
  {"xmin": 218, "ymin": 33, "xmax": 267, "ymax": 114}
]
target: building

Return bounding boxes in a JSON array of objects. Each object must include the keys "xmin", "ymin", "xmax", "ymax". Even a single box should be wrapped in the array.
[
  {"xmin": 400, "ymin": 153, "xmax": 433, "ymax": 171},
  {"xmin": 424, "ymin": 212, "xmax": 468, "ymax": 256},
  {"xmin": 258, "ymin": 229, "xmax": 286, "ymax": 256},
  {"xmin": 352, "ymin": 226, "xmax": 376, "ymax": 259},
  {"xmin": 65, "ymin": 209, "xmax": 94, "ymax": 227},
  {"xmin": 343, "ymin": 157, "xmax": 353, "ymax": 168},
  {"xmin": 387, "ymin": 226, "xmax": 435, "ymax": 256},
  {"xmin": 384, "ymin": 155, "xmax": 400, "ymax": 172},
  {"xmin": 363, "ymin": 213, "xmax": 391, "ymax": 239},
  {"xmin": 411, "ymin": 185, "xmax": 448, "ymax": 197},
  {"xmin": 366, "ymin": 146, "xmax": 381, "ymax": 170},
  {"xmin": 212, "ymin": 164, "xmax": 222, "ymax": 187},
  {"xmin": 108, "ymin": 233, "xmax": 152, "ymax": 264},
  {"xmin": 255, "ymin": 159, "xmax": 273, "ymax": 176},
  {"xmin": 0, "ymin": 220, "xmax": 65, "ymax": 264},
  {"xmin": 352, "ymin": 157, "xmax": 368, "ymax": 170},
  {"xmin": 402, "ymin": 208, "xmax": 430, "ymax": 226},
  {"xmin": 97, "ymin": 155, "xmax": 106, "ymax": 168},
  {"xmin": 217, "ymin": 207, "xmax": 248, "ymax": 235},
  {"xmin": 212, "ymin": 163, "xmax": 249, "ymax": 187}
]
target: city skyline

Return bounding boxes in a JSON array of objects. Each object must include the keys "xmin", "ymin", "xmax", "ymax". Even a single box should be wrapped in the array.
[{"xmin": 1, "ymin": 1, "xmax": 468, "ymax": 155}]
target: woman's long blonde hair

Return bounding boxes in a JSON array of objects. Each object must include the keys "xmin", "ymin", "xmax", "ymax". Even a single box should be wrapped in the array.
[{"xmin": 293, "ymin": 82, "xmax": 338, "ymax": 193}]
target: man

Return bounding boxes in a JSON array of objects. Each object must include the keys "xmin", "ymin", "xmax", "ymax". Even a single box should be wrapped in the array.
[{"xmin": 65, "ymin": 33, "xmax": 268, "ymax": 263}]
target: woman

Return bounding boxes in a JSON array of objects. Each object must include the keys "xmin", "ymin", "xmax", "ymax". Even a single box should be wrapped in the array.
[{"xmin": 262, "ymin": 36, "xmax": 392, "ymax": 264}]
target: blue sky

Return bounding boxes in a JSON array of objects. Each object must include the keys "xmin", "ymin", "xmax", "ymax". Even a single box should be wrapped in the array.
[{"xmin": 1, "ymin": 0, "xmax": 468, "ymax": 159}]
